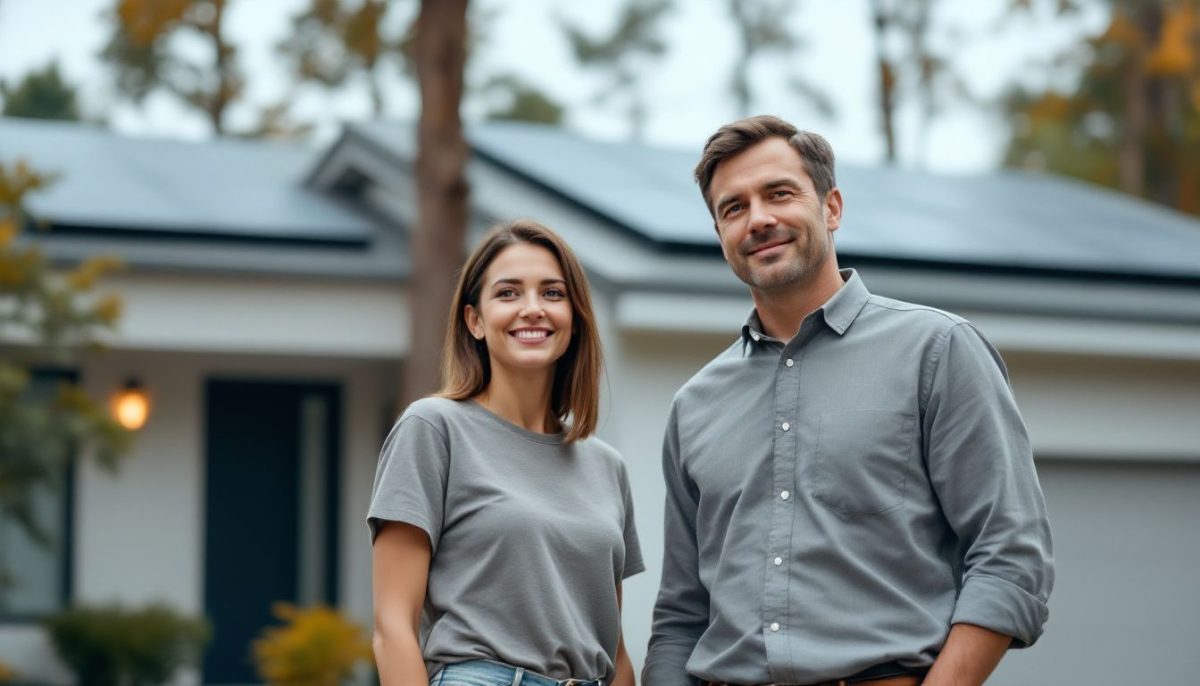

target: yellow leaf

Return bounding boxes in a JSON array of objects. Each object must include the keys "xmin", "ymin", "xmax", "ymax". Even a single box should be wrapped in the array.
[
  {"xmin": 67, "ymin": 254, "xmax": 124, "ymax": 290},
  {"xmin": 94, "ymin": 294, "xmax": 124, "ymax": 326},
  {"xmin": 117, "ymin": 0, "xmax": 192, "ymax": 46},
  {"xmin": 0, "ymin": 217, "xmax": 16, "ymax": 248},
  {"xmin": 1147, "ymin": 4, "xmax": 1196, "ymax": 75}
]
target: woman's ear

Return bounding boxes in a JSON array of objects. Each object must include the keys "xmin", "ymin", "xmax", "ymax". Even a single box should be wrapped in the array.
[{"xmin": 464, "ymin": 304, "xmax": 484, "ymax": 340}]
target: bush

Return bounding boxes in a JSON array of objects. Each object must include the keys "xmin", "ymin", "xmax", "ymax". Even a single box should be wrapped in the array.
[
  {"xmin": 44, "ymin": 603, "xmax": 210, "ymax": 686},
  {"xmin": 252, "ymin": 604, "xmax": 374, "ymax": 686}
]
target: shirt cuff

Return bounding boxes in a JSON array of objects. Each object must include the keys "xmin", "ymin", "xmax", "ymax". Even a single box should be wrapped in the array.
[
  {"xmin": 951, "ymin": 573, "xmax": 1049, "ymax": 648},
  {"xmin": 643, "ymin": 641, "xmax": 702, "ymax": 686}
]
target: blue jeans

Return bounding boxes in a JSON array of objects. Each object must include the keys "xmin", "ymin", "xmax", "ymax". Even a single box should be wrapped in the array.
[{"xmin": 431, "ymin": 660, "xmax": 604, "ymax": 686}]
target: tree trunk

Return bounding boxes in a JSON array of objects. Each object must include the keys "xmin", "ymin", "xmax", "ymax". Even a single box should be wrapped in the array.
[
  {"xmin": 209, "ymin": 0, "xmax": 231, "ymax": 135},
  {"xmin": 870, "ymin": 0, "xmax": 898, "ymax": 164},
  {"xmin": 1118, "ymin": 5, "xmax": 1159, "ymax": 197},
  {"xmin": 402, "ymin": 0, "xmax": 470, "ymax": 410}
]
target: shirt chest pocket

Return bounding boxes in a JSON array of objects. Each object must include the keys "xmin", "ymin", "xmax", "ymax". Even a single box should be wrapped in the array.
[{"xmin": 809, "ymin": 409, "xmax": 915, "ymax": 516}]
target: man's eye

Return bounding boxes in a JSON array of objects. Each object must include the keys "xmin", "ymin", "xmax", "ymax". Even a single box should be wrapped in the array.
[
  {"xmin": 771, "ymin": 189, "xmax": 793, "ymax": 199},
  {"xmin": 722, "ymin": 203, "xmax": 743, "ymax": 218}
]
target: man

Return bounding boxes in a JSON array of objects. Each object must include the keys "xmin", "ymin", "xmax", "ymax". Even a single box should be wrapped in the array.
[{"xmin": 643, "ymin": 116, "xmax": 1054, "ymax": 686}]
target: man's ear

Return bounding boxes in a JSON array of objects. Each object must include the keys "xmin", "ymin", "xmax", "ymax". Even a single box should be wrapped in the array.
[
  {"xmin": 823, "ymin": 187, "xmax": 844, "ymax": 232},
  {"xmin": 464, "ymin": 304, "xmax": 484, "ymax": 340}
]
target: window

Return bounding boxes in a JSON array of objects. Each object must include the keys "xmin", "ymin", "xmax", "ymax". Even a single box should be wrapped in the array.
[{"xmin": 0, "ymin": 369, "xmax": 74, "ymax": 619}]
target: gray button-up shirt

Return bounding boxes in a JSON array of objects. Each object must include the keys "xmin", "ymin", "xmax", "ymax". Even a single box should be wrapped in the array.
[{"xmin": 644, "ymin": 270, "xmax": 1054, "ymax": 686}]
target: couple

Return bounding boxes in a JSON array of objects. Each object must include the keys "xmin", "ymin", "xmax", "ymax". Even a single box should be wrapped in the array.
[{"xmin": 367, "ymin": 116, "xmax": 1055, "ymax": 686}]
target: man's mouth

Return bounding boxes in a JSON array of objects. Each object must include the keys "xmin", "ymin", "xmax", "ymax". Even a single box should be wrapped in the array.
[{"xmin": 747, "ymin": 238, "xmax": 792, "ymax": 256}]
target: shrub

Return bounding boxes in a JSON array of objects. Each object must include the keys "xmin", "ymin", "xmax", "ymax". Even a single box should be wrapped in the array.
[
  {"xmin": 252, "ymin": 603, "xmax": 374, "ymax": 686},
  {"xmin": 44, "ymin": 603, "xmax": 210, "ymax": 686}
]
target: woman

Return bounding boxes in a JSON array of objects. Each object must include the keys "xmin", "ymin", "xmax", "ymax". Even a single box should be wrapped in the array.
[{"xmin": 369, "ymin": 219, "xmax": 644, "ymax": 686}]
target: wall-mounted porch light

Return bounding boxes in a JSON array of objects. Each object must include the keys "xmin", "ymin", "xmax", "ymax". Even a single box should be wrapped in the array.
[{"xmin": 112, "ymin": 378, "xmax": 150, "ymax": 431}]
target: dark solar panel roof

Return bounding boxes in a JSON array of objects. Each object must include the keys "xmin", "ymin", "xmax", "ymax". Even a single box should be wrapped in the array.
[
  {"xmin": 0, "ymin": 117, "xmax": 375, "ymax": 244},
  {"xmin": 466, "ymin": 121, "xmax": 1200, "ymax": 279}
]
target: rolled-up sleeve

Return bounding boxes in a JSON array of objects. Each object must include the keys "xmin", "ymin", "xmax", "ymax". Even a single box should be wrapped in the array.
[
  {"xmin": 922, "ymin": 322, "xmax": 1055, "ymax": 648},
  {"xmin": 644, "ymin": 402, "xmax": 708, "ymax": 686}
]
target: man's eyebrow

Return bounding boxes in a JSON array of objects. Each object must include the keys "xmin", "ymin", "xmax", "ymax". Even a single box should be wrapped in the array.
[{"xmin": 763, "ymin": 178, "xmax": 801, "ymax": 190}]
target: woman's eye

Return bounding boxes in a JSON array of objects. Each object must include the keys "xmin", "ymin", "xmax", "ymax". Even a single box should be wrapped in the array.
[
  {"xmin": 545, "ymin": 288, "xmax": 566, "ymax": 299},
  {"xmin": 497, "ymin": 288, "xmax": 518, "ymax": 298}
]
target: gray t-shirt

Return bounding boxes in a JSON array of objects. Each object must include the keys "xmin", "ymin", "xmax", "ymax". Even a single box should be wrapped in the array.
[{"xmin": 368, "ymin": 397, "xmax": 644, "ymax": 681}]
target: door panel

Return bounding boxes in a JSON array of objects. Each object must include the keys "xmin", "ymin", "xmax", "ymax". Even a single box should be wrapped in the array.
[{"xmin": 203, "ymin": 379, "xmax": 340, "ymax": 685}]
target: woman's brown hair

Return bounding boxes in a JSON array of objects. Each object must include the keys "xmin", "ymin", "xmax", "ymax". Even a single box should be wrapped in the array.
[{"xmin": 437, "ymin": 219, "xmax": 602, "ymax": 442}]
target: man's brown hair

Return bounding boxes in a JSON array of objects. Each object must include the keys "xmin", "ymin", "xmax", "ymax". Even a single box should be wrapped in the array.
[
  {"xmin": 437, "ymin": 218, "xmax": 603, "ymax": 442},
  {"xmin": 694, "ymin": 115, "xmax": 837, "ymax": 218}
]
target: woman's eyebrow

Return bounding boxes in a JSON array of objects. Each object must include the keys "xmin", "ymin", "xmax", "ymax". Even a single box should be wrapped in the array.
[{"xmin": 488, "ymin": 277, "xmax": 567, "ymax": 287}]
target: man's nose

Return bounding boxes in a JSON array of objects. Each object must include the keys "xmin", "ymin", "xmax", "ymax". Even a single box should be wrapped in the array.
[{"xmin": 747, "ymin": 198, "xmax": 777, "ymax": 232}]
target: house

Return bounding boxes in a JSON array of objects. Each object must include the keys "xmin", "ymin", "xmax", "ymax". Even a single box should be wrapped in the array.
[{"xmin": 2, "ymin": 115, "xmax": 1198, "ymax": 685}]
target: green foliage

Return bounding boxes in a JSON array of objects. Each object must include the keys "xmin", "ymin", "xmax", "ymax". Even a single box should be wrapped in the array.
[
  {"xmin": 1005, "ymin": 1, "xmax": 1200, "ymax": 214},
  {"xmin": 725, "ymin": 0, "xmax": 832, "ymax": 119},
  {"xmin": 278, "ymin": 0, "xmax": 411, "ymax": 118},
  {"xmin": 252, "ymin": 603, "xmax": 374, "ymax": 686},
  {"xmin": 100, "ymin": 0, "xmax": 244, "ymax": 135},
  {"xmin": 559, "ymin": 0, "xmax": 674, "ymax": 139},
  {"xmin": 0, "ymin": 63, "xmax": 81, "ymax": 121},
  {"xmin": 868, "ymin": 0, "xmax": 970, "ymax": 164},
  {"xmin": 0, "ymin": 160, "xmax": 130, "ymax": 590},
  {"xmin": 44, "ymin": 604, "xmax": 210, "ymax": 686},
  {"xmin": 482, "ymin": 74, "xmax": 564, "ymax": 125}
]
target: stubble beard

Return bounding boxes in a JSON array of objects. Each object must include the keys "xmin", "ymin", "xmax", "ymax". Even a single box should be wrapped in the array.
[{"xmin": 736, "ymin": 224, "xmax": 831, "ymax": 293}]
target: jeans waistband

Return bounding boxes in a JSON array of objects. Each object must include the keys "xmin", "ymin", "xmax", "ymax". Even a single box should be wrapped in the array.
[{"xmin": 435, "ymin": 659, "xmax": 604, "ymax": 686}]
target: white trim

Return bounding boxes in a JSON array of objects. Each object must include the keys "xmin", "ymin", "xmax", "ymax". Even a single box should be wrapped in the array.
[
  {"xmin": 102, "ymin": 273, "xmax": 408, "ymax": 358},
  {"xmin": 616, "ymin": 291, "xmax": 1200, "ymax": 361}
]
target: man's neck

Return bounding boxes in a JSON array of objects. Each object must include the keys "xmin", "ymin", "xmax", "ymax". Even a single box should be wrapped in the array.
[{"xmin": 752, "ymin": 267, "xmax": 845, "ymax": 341}]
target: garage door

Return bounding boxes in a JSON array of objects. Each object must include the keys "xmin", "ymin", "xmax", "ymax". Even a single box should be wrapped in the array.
[{"xmin": 991, "ymin": 459, "xmax": 1200, "ymax": 684}]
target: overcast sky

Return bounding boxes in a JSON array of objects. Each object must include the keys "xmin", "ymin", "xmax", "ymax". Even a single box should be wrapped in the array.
[{"xmin": 0, "ymin": 0, "xmax": 1106, "ymax": 172}]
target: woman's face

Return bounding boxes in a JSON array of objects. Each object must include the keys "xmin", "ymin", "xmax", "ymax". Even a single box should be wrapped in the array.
[{"xmin": 465, "ymin": 242, "xmax": 574, "ymax": 375}]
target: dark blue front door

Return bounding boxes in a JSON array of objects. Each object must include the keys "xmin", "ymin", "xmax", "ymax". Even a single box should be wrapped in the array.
[{"xmin": 202, "ymin": 379, "xmax": 340, "ymax": 685}]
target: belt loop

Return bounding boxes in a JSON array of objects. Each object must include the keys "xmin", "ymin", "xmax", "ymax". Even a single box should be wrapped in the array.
[{"xmin": 510, "ymin": 667, "xmax": 525, "ymax": 686}]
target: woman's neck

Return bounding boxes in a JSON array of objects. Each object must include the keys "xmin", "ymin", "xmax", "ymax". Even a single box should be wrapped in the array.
[{"xmin": 475, "ymin": 365, "xmax": 558, "ymax": 434}]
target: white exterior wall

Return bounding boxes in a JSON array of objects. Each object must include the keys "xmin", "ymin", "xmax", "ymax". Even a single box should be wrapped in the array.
[
  {"xmin": 600, "ymin": 330, "xmax": 735, "ymax": 669},
  {"xmin": 0, "ymin": 348, "xmax": 397, "ymax": 684}
]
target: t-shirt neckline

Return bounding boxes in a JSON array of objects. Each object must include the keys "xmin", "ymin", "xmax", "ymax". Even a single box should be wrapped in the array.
[{"xmin": 466, "ymin": 399, "xmax": 566, "ymax": 445}]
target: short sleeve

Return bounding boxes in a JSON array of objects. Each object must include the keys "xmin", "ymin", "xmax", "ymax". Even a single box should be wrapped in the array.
[
  {"xmin": 619, "ymin": 463, "xmax": 645, "ymax": 579},
  {"xmin": 366, "ymin": 415, "xmax": 451, "ymax": 550}
]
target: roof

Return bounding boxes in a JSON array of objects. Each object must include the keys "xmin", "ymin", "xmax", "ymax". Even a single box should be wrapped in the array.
[
  {"xmin": 0, "ymin": 117, "xmax": 376, "ymax": 245},
  {"xmin": 448, "ymin": 121, "xmax": 1200, "ymax": 281}
]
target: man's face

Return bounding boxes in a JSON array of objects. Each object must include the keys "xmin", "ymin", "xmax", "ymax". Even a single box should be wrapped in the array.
[{"xmin": 709, "ymin": 137, "xmax": 842, "ymax": 293}]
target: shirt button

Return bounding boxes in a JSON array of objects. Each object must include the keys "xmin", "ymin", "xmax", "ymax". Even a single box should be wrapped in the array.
[
  {"xmin": 780, "ymin": 490, "xmax": 791, "ymax": 500},
  {"xmin": 770, "ymin": 622, "xmax": 781, "ymax": 632},
  {"xmin": 785, "ymin": 358, "xmax": 794, "ymax": 367},
  {"xmin": 781, "ymin": 422, "xmax": 790, "ymax": 431},
  {"xmin": 773, "ymin": 556, "xmax": 783, "ymax": 566}
]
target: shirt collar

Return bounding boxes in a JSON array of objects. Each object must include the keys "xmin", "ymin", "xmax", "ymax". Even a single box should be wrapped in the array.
[{"xmin": 740, "ymin": 269, "xmax": 871, "ymax": 352}]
